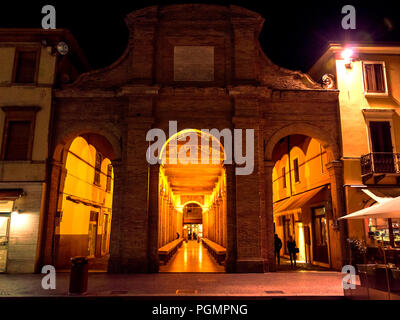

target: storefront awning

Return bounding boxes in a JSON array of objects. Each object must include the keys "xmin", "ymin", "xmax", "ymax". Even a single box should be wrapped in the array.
[
  {"xmin": 0, "ymin": 189, "xmax": 24, "ymax": 200},
  {"xmin": 273, "ymin": 186, "xmax": 326, "ymax": 215},
  {"xmin": 66, "ymin": 195, "xmax": 102, "ymax": 209}
]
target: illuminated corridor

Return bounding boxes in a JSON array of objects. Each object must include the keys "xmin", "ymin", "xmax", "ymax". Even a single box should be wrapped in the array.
[
  {"xmin": 159, "ymin": 240, "xmax": 225, "ymax": 273},
  {"xmin": 157, "ymin": 129, "xmax": 228, "ymax": 272}
]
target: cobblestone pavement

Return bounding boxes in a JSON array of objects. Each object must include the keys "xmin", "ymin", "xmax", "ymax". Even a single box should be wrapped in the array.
[{"xmin": 0, "ymin": 271, "xmax": 345, "ymax": 298}]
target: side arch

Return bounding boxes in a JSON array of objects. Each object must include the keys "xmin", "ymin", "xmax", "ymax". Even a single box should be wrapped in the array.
[
  {"xmin": 181, "ymin": 201, "xmax": 205, "ymax": 210},
  {"xmin": 264, "ymin": 122, "xmax": 340, "ymax": 162},
  {"xmin": 52, "ymin": 123, "xmax": 121, "ymax": 163}
]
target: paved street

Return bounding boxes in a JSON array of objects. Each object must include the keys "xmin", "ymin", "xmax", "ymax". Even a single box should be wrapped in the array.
[
  {"xmin": 0, "ymin": 271, "xmax": 346, "ymax": 298},
  {"xmin": 159, "ymin": 241, "xmax": 225, "ymax": 273}
]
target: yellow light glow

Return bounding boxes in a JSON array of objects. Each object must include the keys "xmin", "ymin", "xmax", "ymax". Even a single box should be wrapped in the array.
[
  {"xmin": 298, "ymin": 223, "xmax": 306, "ymax": 263},
  {"xmin": 341, "ymin": 48, "xmax": 353, "ymax": 61},
  {"xmin": 198, "ymin": 244, "xmax": 202, "ymax": 264},
  {"xmin": 11, "ymin": 211, "xmax": 30, "ymax": 230},
  {"xmin": 159, "ymin": 129, "xmax": 225, "ymax": 164}
]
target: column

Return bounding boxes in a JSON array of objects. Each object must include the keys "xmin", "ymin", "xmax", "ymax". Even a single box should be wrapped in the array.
[
  {"xmin": 203, "ymin": 210, "xmax": 208, "ymax": 238},
  {"xmin": 212, "ymin": 204, "xmax": 217, "ymax": 242},
  {"xmin": 326, "ymin": 160, "xmax": 348, "ymax": 269},
  {"xmin": 222, "ymin": 191, "xmax": 228, "ymax": 248},
  {"xmin": 225, "ymin": 164, "xmax": 237, "ymax": 273},
  {"xmin": 163, "ymin": 195, "xmax": 168, "ymax": 245},
  {"xmin": 218, "ymin": 196, "xmax": 223, "ymax": 245},
  {"xmin": 262, "ymin": 160, "xmax": 276, "ymax": 272},
  {"xmin": 41, "ymin": 159, "xmax": 67, "ymax": 267},
  {"xmin": 169, "ymin": 202, "xmax": 174, "ymax": 242},
  {"xmin": 215, "ymin": 201, "xmax": 220, "ymax": 245},
  {"xmin": 108, "ymin": 160, "xmax": 124, "ymax": 272},
  {"xmin": 158, "ymin": 190, "xmax": 163, "ymax": 248},
  {"xmin": 147, "ymin": 163, "xmax": 160, "ymax": 272}
]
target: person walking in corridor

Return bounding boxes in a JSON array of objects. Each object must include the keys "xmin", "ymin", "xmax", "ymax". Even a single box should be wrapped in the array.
[
  {"xmin": 274, "ymin": 234, "xmax": 282, "ymax": 265},
  {"xmin": 287, "ymin": 236, "xmax": 297, "ymax": 267}
]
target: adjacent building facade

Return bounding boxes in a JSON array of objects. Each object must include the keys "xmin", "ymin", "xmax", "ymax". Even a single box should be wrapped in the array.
[
  {"xmin": 310, "ymin": 43, "xmax": 400, "ymax": 250},
  {"xmin": 0, "ymin": 29, "xmax": 89, "ymax": 273}
]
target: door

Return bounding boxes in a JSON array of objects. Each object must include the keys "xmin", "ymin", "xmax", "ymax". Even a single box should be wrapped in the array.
[
  {"xmin": 312, "ymin": 207, "xmax": 329, "ymax": 264},
  {"xmin": 369, "ymin": 121, "xmax": 395, "ymax": 173},
  {"xmin": 88, "ymin": 211, "xmax": 98, "ymax": 257},
  {"xmin": 101, "ymin": 213, "xmax": 109, "ymax": 255},
  {"xmin": 0, "ymin": 214, "xmax": 10, "ymax": 273}
]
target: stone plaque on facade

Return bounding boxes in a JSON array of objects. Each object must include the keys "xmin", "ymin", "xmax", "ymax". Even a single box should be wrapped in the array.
[{"xmin": 174, "ymin": 46, "xmax": 214, "ymax": 81}]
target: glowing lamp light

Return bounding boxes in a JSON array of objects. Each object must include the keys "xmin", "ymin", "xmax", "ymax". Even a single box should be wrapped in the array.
[
  {"xmin": 341, "ymin": 48, "xmax": 354, "ymax": 68},
  {"xmin": 341, "ymin": 48, "xmax": 353, "ymax": 60}
]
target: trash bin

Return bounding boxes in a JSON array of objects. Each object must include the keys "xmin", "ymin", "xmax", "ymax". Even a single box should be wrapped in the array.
[{"xmin": 69, "ymin": 256, "xmax": 89, "ymax": 294}]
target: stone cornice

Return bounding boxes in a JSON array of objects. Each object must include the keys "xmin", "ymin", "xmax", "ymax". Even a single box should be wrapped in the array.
[
  {"xmin": 232, "ymin": 116, "xmax": 261, "ymax": 127},
  {"xmin": 54, "ymin": 89, "xmax": 118, "ymax": 98},
  {"xmin": 118, "ymin": 85, "xmax": 160, "ymax": 96},
  {"xmin": 270, "ymin": 89, "xmax": 339, "ymax": 102},
  {"xmin": 159, "ymin": 87, "xmax": 227, "ymax": 97},
  {"xmin": 228, "ymin": 85, "xmax": 272, "ymax": 98}
]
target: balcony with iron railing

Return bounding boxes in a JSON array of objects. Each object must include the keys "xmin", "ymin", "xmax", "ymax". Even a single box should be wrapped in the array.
[{"xmin": 360, "ymin": 152, "xmax": 400, "ymax": 183}]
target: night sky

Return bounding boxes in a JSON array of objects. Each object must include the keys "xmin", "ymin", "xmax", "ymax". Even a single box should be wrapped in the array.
[{"xmin": 1, "ymin": 1, "xmax": 400, "ymax": 72}]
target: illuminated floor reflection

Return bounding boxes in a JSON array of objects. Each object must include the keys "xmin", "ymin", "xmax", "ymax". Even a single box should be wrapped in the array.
[{"xmin": 159, "ymin": 240, "xmax": 225, "ymax": 273}]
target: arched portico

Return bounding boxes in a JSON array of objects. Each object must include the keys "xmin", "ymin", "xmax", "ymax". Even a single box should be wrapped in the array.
[
  {"xmin": 44, "ymin": 4, "xmax": 344, "ymax": 273},
  {"xmin": 265, "ymin": 122, "xmax": 340, "ymax": 162},
  {"xmin": 262, "ymin": 121, "xmax": 347, "ymax": 270},
  {"xmin": 40, "ymin": 127, "xmax": 121, "ymax": 268}
]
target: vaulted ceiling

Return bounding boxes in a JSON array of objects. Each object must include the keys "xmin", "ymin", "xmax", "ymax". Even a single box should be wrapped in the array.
[{"xmin": 161, "ymin": 130, "xmax": 224, "ymax": 196}]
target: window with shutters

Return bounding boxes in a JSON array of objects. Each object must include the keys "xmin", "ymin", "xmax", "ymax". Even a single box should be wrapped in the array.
[
  {"xmin": 94, "ymin": 152, "xmax": 102, "ymax": 186},
  {"xmin": 368, "ymin": 121, "xmax": 396, "ymax": 173},
  {"xmin": 282, "ymin": 167, "xmax": 286, "ymax": 188},
  {"xmin": 293, "ymin": 158, "xmax": 300, "ymax": 183},
  {"xmin": 1, "ymin": 107, "xmax": 40, "ymax": 161},
  {"xmin": 362, "ymin": 61, "xmax": 388, "ymax": 95},
  {"xmin": 12, "ymin": 48, "xmax": 39, "ymax": 84},
  {"xmin": 369, "ymin": 121, "xmax": 393, "ymax": 153},
  {"xmin": 106, "ymin": 164, "xmax": 112, "ymax": 192}
]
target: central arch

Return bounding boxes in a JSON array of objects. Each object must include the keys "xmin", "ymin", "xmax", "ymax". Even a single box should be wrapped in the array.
[{"xmin": 157, "ymin": 129, "xmax": 228, "ymax": 272}]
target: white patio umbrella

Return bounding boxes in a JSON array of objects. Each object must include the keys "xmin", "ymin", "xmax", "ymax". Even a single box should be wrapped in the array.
[
  {"xmin": 338, "ymin": 194, "xmax": 400, "ymax": 299},
  {"xmin": 338, "ymin": 196, "xmax": 400, "ymax": 220}
]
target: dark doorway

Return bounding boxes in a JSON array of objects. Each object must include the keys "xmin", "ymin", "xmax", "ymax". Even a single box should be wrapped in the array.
[{"xmin": 312, "ymin": 207, "xmax": 329, "ymax": 264}]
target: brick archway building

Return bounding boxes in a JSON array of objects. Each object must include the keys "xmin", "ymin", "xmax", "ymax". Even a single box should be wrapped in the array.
[{"xmin": 41, "ymin": 4, "xmax": 345, "ymax": 273}]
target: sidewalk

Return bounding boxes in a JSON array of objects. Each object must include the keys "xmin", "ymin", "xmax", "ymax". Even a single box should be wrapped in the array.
[{"xmin": 0, "ymin": 272, "xmax": 345, "ymax": 298}]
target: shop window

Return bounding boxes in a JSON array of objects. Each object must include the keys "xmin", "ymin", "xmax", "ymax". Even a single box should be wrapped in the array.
[
  {"xmin": 363, "ymin": 62, "xmax": 387, "ymax": 94},
  {"xmin": 368, "ymin": 218, "xmax": 400, "ymax": 246},
  {"xmin": 106, "ymin": 164, "xmax": 112, "ymax": 192},
  {"xmin": 13, "ymin": 49, "xmax": 39, "ymax": 84},
  {"xmin": 1, "ymin": 107, "xmax": 40, "ymax": 161},
  {"xmin": 282, "ymin": 167, "xmax": 286, "ymax": 188},
  {"xmin": 94, "ymin": 152, "xmax": 102, "ymax": 186},
  {"xmin": 293, "ymin": 158, "xmax": 300, "ymax": 183}
]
